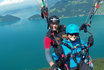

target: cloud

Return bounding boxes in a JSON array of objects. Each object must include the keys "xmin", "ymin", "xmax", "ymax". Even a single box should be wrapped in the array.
[{"xmin": 0, "ymin": 0, "xmax": 24, "ymax": 6}]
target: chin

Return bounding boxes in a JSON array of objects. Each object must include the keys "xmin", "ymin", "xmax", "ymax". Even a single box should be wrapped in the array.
[
  {"xmin": 70, "ymin": 38, "xmax": 76, "ymax": 41},
  {"xmin": 52, "ymin": 29, "xmax": 57, "ymax": 31},
  {"xmin": 71, "ymin": 40, "xmax": 75, "ymax": 41}
]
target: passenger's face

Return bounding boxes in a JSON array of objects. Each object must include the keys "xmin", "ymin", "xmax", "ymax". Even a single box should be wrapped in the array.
[
  {"xmin": 68, "ymin": 33, "xmax": 79, "ymax": 41},
  {"xmin": 50, "ymin": 23, "xmax": 58, "ymax": 31}
]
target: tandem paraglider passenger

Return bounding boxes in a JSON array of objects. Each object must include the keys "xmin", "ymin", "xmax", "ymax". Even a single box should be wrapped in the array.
[{"xmin": 52, "ymin": 24, "xmax": 94, "ymax": 70}]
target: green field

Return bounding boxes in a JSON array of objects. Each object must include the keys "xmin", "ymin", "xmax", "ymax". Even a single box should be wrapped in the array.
[
  {"xmin": 93, "ymin": 58, "xmax": 104, "ymax": 70},
  {"xmin": 40, "ymin": 58, "xmax": 104, "ymax": 70}
]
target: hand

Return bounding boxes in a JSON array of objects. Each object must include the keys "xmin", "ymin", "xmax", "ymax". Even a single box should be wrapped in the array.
[
  {"xmin": 80, "ymin": 24, "xmax": 87, "ymax": 32},
  {"xmin": 87, "ymin": 35, "xmax": 94, "ymax": 47},
  {"xmin": 51, "ymin": 64, "xmax": 57, "ymax": 70}
]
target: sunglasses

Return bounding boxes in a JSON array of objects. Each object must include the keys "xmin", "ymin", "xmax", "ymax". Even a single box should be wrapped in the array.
[{"xmin": 69, "ymin": 33, "xmax": 79, "ymax": 36}]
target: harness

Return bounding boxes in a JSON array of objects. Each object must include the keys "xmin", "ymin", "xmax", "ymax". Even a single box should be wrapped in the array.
[
  {"xmin": 46, "ymin": 25, "xmax": 66, "ymax": 46},
  {"xmin": 46, "ymin": 25, "xmax": 69, "ymax": 69},
  {"xmin": 61, "ymin": 40, "xmax": 91, "ymax": 70}
]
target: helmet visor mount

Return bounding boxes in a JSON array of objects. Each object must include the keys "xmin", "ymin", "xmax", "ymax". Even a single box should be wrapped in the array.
[
  {"xmin": 48, "ymin": 16, "xmax": 60, "ymax": 25},
  {"xmin": 50, "ymin": 17, "xmax": 59, "ymax": 23}
]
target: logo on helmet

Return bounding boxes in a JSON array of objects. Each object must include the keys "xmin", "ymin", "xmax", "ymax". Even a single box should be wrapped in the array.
[{"xmin": 50, "ymin": 18, "xmax": 59, "ymax": 23}]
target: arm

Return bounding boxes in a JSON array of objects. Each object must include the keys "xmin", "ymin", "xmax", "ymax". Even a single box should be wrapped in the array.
[
  {"xmin": 44, "ymin": 36, "xmax": 54, "ymax": 66},
  {"xmin": 80, "ymin": 35, "xmax": 94, "ymax": 48},
  {"xmin": 45, "ymin": 49, "xmax": 54, "ymax": 66},
  {"xmin": 87, "ymin": 35, "xmax": 94, "ymax": 48}
]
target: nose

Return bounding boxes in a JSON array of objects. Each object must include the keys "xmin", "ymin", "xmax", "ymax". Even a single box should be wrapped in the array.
[
  {"xmin": 72, "ymin": 35, "xmax": 76, "ymax": 37},
  {"xmin": 53, "ymin": 24, "xmax": 57, "ymax": 26},
  {"xmin": 53, "ymin": 24, "xmax": 56, "ymax": 26}
]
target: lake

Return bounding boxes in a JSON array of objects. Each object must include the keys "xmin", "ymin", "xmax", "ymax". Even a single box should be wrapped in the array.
[{"xmin": 0, "ymin": 15, "xmax": 104, "ymax": 70}]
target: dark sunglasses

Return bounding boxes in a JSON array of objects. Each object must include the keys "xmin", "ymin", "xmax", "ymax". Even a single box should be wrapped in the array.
[{"xmin": 69, "ymin": 33, "xmax": 79, "ymax": 36}]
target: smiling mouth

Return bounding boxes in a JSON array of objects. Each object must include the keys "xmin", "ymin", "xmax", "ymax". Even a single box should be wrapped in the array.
[
  {"xmin": 70, "ymin": 37, "xmax": 77, "ymax": 41},
  {"xmin": 52, "ymin": 26, "xmax": 57, "ymax": 30}
]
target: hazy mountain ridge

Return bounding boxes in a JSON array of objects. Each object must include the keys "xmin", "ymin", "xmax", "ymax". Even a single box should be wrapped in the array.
[
  {"xmin": 0, "ymin": 15, "xmax": 20, "ymax": 23},
  {"xmin": 49, "ymin": 0, "xmax": 104, "ymax": 17},
  {"xmin": 28, "ymin": 14, "xmax": 41, "ymax": 20},
  {"xmin": 96, "ymin": 2, "xmax": 104, "ymax": 15}
]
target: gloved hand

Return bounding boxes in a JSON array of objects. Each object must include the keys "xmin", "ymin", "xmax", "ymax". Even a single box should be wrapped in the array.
[
  {"xmin": 87, "ymin": 35, "xmax": 94, "ymax": 47},
  {"xmin": 80, "ymin": 24, "xmax": 87, "ymax": 32},
  {"xmin": 51, "ymin": 64, "xmax": 57, "ymax": 70}
]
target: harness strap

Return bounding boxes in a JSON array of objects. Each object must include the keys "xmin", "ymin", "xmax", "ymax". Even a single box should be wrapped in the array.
[
  {"xmin": 62, "ymin": 42, "xmax": 73, "ymax": 50},
  {"xmin": 62, "ymin": 42, "xmax": 90, "ymax": 69}
]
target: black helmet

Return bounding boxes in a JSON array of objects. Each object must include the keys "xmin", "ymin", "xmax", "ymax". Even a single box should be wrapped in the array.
[{"xmin": 48, "ymin": 16, "xmax": 60, "ymax": 25}]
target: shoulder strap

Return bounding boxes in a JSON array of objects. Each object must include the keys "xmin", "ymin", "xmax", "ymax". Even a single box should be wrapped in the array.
[
  {"xmin": 61, "ymin": 42, "xmax": 73, "ymax": 51},
  {"xmin": 58, "ymin": 25, "xmax": 66, "ymax": 32}
]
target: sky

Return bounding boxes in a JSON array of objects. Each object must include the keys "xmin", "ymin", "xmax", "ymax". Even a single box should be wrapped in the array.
[
  {"xmin": 0, "ymin": 0, "xmax": 24, "ymax": 6},
  {"xmin": 0, "ymin": 0, "xmax": 42, "ymax": 6},
  {"xmin": 0, "ymin": 0, "xmax": 42, "ymax": 15},
  {"xmin": 0, "ymin": 0, "xmax": 60, "ymax": 11},
  {"xmin": 0, "ymin": 0, "xmax": 60, "ymax": 17}
]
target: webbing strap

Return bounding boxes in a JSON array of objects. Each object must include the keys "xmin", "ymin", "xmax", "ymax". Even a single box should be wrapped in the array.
[
  {"xmin": 62, "ymin": 42, "xmax": 73, "ymax": 50},
  {"xmin": 62, "ymin": 42, "xmax": 89, "ymax": 69}
]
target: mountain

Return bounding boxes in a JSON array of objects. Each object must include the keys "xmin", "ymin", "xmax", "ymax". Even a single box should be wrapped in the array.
[
  {"xmin": 3, "ymin": 6, "xmax": 38, "ymax": 19},
  {"xmin": 28, "ymin": 14, "xmax": 41, "ymax": 20},
  {"xmin": 0, "ymin": 15, "xmax": 20, "ymax": 23},
  {"xmin": 28, "ymin": 0, "xmax": 104, "ymax": 19},
  {"xmin": 4, "ymin": 6, "xmax": 35, "ymax": 14},
  {"xmin": 49, "ymin": 0, "xmax": 104, "ymax": 17},
  {"xmin": 96, "ymin": 1, "xmax": 104, "ymax": 15},
  {"xmin": 49, "ymin": 0, "xmax": 92, "ymax": 17},
  {"xmin": 47, "ymin": 0, "xmax": 61, "ymax": 8},
  {"xmin": 0, "ymin": 0, "xmax": 61, "ymax": 17}
]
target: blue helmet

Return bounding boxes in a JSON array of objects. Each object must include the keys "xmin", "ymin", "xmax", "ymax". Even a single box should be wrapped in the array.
[{"xmin": 66, "ymin": 24, "xmax": 79, "ymax": 34}]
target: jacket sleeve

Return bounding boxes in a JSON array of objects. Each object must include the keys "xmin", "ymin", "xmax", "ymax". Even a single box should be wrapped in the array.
[
  {"xmin": 44, "ymin": 36, "xmax": 53, "ymax": 64},
  {"xmin": 45, "ymin": 49, "xmax": 54, "ymax": 64},
  {"xmin": 44, "ymin": 36, "xmax": 51, "ymax": 49}
]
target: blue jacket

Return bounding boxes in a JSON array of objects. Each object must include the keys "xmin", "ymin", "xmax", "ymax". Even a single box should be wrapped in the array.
[{"xmin": 52, "ymin": 37, "xmax": 88, "ymax": 68}]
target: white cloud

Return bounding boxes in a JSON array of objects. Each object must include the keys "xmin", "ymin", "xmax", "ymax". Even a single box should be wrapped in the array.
[{"xmin": 0, "ymin": 0, "xmax": 24, "ymax": 6}]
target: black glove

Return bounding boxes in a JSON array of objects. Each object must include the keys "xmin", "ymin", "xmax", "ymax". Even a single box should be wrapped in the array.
[
  {"xmin": 87, "ymin": 35, "xmax": 94, "ymax": 47},
  {"xmin": 80, "ymin": 24, "xmax": 87, "ymax": 32},
  {"xmin": 51, "ymin": 64, "xmax": 57, "ymax": 70},
  {"xmin": 60, "ymin": 57, "xmax": 66, "ymax": 63}
]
